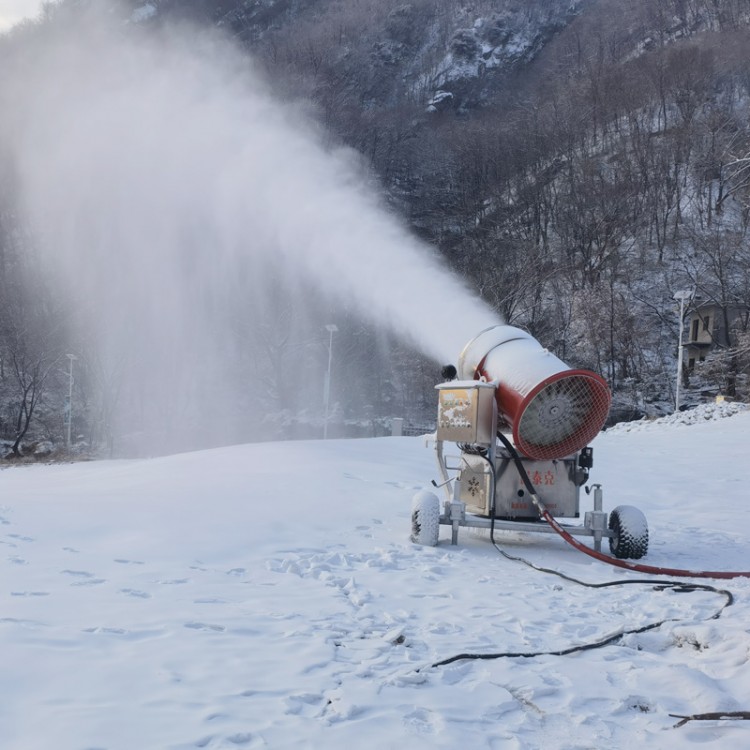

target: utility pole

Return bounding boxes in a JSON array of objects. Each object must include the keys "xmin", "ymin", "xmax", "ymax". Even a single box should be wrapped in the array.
[
  {"xmin": 66, "ymin": 354, "xmax": 77, "ymax": 449},
  {"xmin": 323, "ymin": 324, "xmax": 338, "ymax": 439}
]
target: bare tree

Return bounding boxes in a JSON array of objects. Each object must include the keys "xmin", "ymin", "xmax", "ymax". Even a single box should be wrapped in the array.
[{"xmin": 0, "ymin": 287, "xmax": 63, "ymax": 457}]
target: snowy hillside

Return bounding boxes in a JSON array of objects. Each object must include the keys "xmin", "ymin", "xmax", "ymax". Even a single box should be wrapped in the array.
[{"xmin": 2, "ymin": 410, "xmax": 750, "ymax": 748}]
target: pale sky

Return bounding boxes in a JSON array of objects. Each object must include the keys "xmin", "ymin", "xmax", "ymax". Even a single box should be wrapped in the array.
[{"xmin": 0, "ymin": 0, "xmax": 46, "ymax": 31}]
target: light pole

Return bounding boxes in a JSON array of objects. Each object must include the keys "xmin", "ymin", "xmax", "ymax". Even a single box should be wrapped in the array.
[
  {"xmin": 65, "ymin": 354, "xmax": 77, "ymax": 449},
  {"xmin": 673, "ymin": 290, "xmax": 693, "ymax": 413},
  {"xmin": 323, "ymin": 324, "xmax": 338, "ymax": 439}
]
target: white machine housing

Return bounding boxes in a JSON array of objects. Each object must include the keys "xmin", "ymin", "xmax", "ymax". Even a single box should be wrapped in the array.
[{"xmin": 436, "ymin": 380, "xmax": 585, "ymax": 521}]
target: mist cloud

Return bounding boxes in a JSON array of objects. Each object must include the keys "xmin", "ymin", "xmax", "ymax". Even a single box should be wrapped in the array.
[{"xmin": 0, "ymin": 4, "xmax": 499, "ymax": 451}]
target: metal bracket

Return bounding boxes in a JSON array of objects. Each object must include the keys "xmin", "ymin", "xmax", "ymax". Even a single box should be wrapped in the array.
[
  {"xmin": 584, "ymin": 484, "xmax": 606, "ymax": 551},
  {"xmin": 448, "ymin": 500, "xmax": 466, "ymax": 545}
]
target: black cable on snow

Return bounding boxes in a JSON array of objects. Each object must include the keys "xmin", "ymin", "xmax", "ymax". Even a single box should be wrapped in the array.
[
  {"xmin": 430, "ymin": 562, "xmax": 733, "ymax": 668},
  {"xmin": 429, "ymin": 433, "xmax": 734, "ymax": 669}
]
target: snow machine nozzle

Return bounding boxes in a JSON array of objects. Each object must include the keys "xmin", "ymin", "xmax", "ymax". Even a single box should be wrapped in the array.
[{"xmin": 454, "ymin": 325, "xmax": 611, "ymax": 460}]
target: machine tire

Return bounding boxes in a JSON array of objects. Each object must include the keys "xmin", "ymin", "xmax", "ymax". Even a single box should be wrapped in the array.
[
  {"xmin": 608, "ymin": 505, "xmax": 648, "ymax": 560},
  {"xmin": 411, "ymin": 491, "xmax": 440, "ymax": 546}
]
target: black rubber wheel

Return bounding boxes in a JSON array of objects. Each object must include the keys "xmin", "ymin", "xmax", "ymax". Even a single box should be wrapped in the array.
[
  {"xmin": 609, "ymin": 505, "xmax": 649, "ymax": 560},
  {"xmin": 410, "ymin": 491, "xmax": 440, "ymax": 546}
]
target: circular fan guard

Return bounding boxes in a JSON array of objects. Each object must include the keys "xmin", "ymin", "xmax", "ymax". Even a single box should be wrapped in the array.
[{"xmin": 514, "ymin": 372, "xmax": 611, "ymax": 459}]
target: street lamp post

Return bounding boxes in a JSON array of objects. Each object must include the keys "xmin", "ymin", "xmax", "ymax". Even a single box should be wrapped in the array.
[
  {"xmin": 323, "ymin": 324, "xmax": 338, "ymax": 439},
  {"xmin": 673, "ymin": 290, "xmax": 693, "ymax": 413},
  {"xmin": 65, "ymin": 354, "xmax": 77, "ymax": 449}
]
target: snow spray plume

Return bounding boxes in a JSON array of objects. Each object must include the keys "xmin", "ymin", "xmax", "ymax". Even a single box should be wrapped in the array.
[{"xmin": 0, "ymin": 5, "xmax": 499, "ymax": 453}]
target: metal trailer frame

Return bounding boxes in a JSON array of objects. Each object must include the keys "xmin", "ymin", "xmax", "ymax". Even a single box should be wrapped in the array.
[
  {"xmin": 433, "ymin": 438, "xmax": 613, "ymax": 550},
  {"xmin": 432, "ymin": 381, "xmax": 614, "ymax": 551}
]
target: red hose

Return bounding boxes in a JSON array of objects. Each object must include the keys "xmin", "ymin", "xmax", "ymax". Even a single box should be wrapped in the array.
[
  {"xmin": 495, "ymin": 431, "xmax": 750, "ymax": 580},
  {"xmin": 493, "ymin": 431, "xmax": 750, "ymax": 579},
  {"xmin": 535, "ymin": 501, "xmax": 750, "ymax": 580}
]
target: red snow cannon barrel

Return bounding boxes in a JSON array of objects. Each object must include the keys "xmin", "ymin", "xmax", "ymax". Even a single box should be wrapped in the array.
[{"xmin": 456, "ymin": 325, "xmax": 611, "ymax": 460}]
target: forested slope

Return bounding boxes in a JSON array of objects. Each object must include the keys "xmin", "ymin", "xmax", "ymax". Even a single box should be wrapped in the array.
[{"xmin": 1, "ymin": 0, "xmax": 749, "ymax": 456}]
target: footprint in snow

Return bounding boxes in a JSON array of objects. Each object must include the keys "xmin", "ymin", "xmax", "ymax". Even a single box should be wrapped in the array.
[
  {"xmin": 403, "ymin": 707, "xmax": 443, "ymax": 734},
  {"xmin": 184, "ymin": 622, "xmax": 225, "ymax": 632},
  {"xmin": 342, "ymin": 472, "xmax": 365, "ymax": 482},
  {"xmin": 83, "ymin": 626, "xmax": 166, "ymax": 640},
  {"xmin": 8, "ymin": 533, "xmax": 34, "ymax": 542},
  {"xmin": 60, "ymin": 570, "xmax": 106, "ymax": 586},
  {"xmin": 120, "ymin": 588, "xmax": 151, "ymax": 598},
  {"xmin": 226, "ymin": 733, "xmax": 253, "ymax": 746},
  {"xmin": 0, "ymin": 616, "xmax": 47, "ymax": 628},
  {"xmin": 284, "ymin": 693, "xmax": 326, "ymax": 717},
  {"xmin": 83, "ymin": 626, "xmax": 127, "ymax": 635},
  {"xmin": 11, "ymin": 591, "xmax": 50, "ymax": 597}
]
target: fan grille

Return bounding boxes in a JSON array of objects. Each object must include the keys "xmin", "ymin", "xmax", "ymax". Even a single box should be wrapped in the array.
[{"xmin": 516, "ymin": 373, "xmax": 610, "ymax": 459}]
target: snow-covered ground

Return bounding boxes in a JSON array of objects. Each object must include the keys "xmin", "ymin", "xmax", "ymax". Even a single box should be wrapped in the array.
[
  {"xmin": 2, "ymin": 408, "xmax": 750, "ymax": 749},
  {"xmin": 606, "ymin": 401, "xmax": 749, "ymax": 433}
]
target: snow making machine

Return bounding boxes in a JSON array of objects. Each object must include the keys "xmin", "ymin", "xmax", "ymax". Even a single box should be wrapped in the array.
[{"xmin": 411, "ymin": 325, "xmax": 649, "ymax": 559}]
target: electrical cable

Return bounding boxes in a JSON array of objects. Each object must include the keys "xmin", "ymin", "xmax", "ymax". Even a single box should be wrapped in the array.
[
  {"xmin": 429, "ymin": 433, "xmax": 735, "ymax": 669},
  {"xmin": 432, "ymin": 543, "xmax": 732, "ymax": 669},
  {"xmin": 431, "ymin": 578, "xmax": 731, "ymax": 667},
  {"xmin": 473, "ymin": 450, "xmax": 498, "ymax": 545}
]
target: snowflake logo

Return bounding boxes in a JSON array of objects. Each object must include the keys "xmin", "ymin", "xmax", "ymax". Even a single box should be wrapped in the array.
[{"xmin": 467, "ymin": 477, "xmax": 481, "ymax": 497}]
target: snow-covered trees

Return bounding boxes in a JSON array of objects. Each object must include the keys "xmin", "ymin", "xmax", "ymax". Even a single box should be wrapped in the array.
[{"xmin": 3, "ymin": 0, "xmax": 750, "ymax": 456}]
